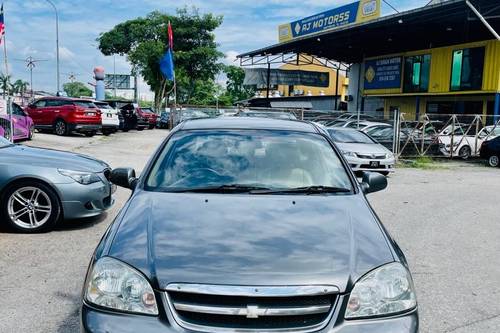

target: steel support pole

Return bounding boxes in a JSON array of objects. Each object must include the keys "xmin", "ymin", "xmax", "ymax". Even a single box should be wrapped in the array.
[
  {"xmin": 334, "ymin": 68, "xmax": 339, "ymax": 110},
  {"xmin": 494, "ymin": 93, "xmax": 500, "ymax": 123},
  {"xmin": 266, "ymin": 63, "xmax": 271, "ymax": 99},
  {"xmin": 466, "ymin": 0, "xmax": 500, "ymax": 41},
  {"xmin": 45, "ymin": 0, "xmax": 60, "ymax": 94}
]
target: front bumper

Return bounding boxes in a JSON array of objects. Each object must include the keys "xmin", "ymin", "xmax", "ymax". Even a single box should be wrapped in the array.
[
  {"xmin": 344, "ymin": 156, "xmax": 396, "ymax": 173},
  {"xmin": 56, "ymin": 179, "xmax": 115, "ymax": 220},
  {"xmin": 81, "ymin": 295, "xmax": 418, "ymax": 333}
]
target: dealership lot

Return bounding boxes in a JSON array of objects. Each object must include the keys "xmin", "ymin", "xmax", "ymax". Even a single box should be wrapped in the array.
[{"xmin": 1, "ymin": 130, "xmax": 499, "ymax": 332}]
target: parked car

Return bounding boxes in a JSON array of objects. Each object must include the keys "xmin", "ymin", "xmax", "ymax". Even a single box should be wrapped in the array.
[
  {"xmin": 140, "ymin": 107, "xmax": 158, "ymax": 129},
  {"xmin": 439, "ymin": 125, "xmax": 500, "ymax": 159},
  {"xmin": 178, "ymin": 109, "xmax": 210, "ymax": 122},
  {"xmin": 0, "ymin": 136, "xmax": 115, "ymax": 232},
  {"xmin": 25, "ymin": 97, "xmax": 102, "ymax": 137},
  {"xmin": 94, "ymin": 101, "xmax": 120, "ymax": 136},
  {"xmin": 341, "ymin": 120, "xmax": 392, "ymax": 132},
  {"xmin": 0, "ymin": 103, "xmax": 35, "ymax": 141},
  {"xmin": 156, "ymin": 110, "xmax": 170, "ymax": 129},
  {"xmin": 81, "ymin": 117, "xmax": 418, "ymax": 333},
  {"xmin": 327, "ymin": 127, "xmax": 395, "ymax": 175},
  {"xmin": 480, "ymin": 135, "xmax": 500, "ymax": 167},
  {"xmin": 236, "ymin": 110, "xmax": 298, "ymax": 120},
  {"xmin": 106, "ymin": 100, "xmax": 148, "ymax": 131}
]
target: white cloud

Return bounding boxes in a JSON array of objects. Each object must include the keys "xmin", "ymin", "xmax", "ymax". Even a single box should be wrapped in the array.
[{"xmin": 59, "ymin": 46, "xmax": 75, "ymax": 60}]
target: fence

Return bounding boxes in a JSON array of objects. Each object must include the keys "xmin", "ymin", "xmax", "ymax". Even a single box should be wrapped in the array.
[{"xmin": 168, "ymin": 105, "xmax": 499, "ymax": 160}]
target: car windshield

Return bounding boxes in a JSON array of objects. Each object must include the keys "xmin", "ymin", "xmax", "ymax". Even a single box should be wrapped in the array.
[
  {"xmin": 146, "ymin": 130, "xmax": 352, "ymax": 192},
  {"xmin": 95, "ymin": 103, "xmax": 112, "ymax": 109},
  {"xmin": 0, "ymin": 136, "xmax": 12, "ymax": 148},
  {"xmin": 328, "ymin": 129, "xmax": 374, "ymax": 144},
  {"xmin": 73, "ymin": 101, "xmax": 96, "ymax": 108}
]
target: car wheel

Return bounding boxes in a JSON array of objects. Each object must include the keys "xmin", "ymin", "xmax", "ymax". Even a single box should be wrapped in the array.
[
  {"xmin": 3, "ymin": 126, "xmax": 11, "ymax": 141},
  {"xmin": 85, "ymin": 131, "xmax": 96, "ymax": 137},
  {"xmin": 488, "ymin": 155, "xmax": 500, "ymax": 167},
  {"xmin": 102, "ymin": 130, "xmax": 111, "ymax": 136},
  {"xmin": 380, "ymin": 171, "xmax": 390, "ymax": 176},
  {"xmin": 1, "ymin": 181, "xmax": 61, "ymax": 233},
  {"xmin": 137, "ymin": 127, "xmax": 144, "ymax": 131},
  {"xmin": 28, "ymin": 126, "xmax": 35, "ymax": 140},
  {"xmin": 459, "ymin": 146, "xmax": 471, "ymax": 160},
  {"xmin": 148, "ymin": 124, "xmax": 155, "ymax": 129},
  {"xmin": 54, "ymin": 119, "xmax": 68, "ymax": 136}
]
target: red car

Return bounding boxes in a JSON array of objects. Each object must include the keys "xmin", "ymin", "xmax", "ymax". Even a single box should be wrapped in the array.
[
  {"xmin": 139, "ymin": 107, "xmax": 158, "ymax": 129},
  {"xmin": 26, "ymin": 97, "xmax": 102, "ymax": 137}
]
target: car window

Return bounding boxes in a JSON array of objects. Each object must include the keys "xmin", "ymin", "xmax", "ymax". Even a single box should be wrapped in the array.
[
  {"xmin": 73, "ymin": 101, "xmax": 97, "ymax": 108},
  {"xmin": 146, "ymin": 130, "xmax": 352, "ymax": 192},
  {"xmin": 35, "ymin": 100, "xmax": 47, "ymax": 108},
  {"xmin": 95, "ymin": 103, "xmax": 112, "ymax": 109},
  {"xmin": 12, "ymin": 104, "xmax": 25, "ymax": 116},
  {"xmin": 328, "ymin": 129, "xmax": 375, "ymax": 144},
  {"xmin": 46, "ymin": 99, "xmax": 64, "ymax": 107}
]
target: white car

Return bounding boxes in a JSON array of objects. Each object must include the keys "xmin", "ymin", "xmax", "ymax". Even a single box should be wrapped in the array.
[
  {"xmin": 327, "ymin": 127, "xmax": 395, "ymax": 175},
  {"xmin": 94, "ymin": 101, "xmax": 120, "ymax": 136},
  {"xmin": 439, "ymin": 125, "xmax": 500, "ymax": 159}
]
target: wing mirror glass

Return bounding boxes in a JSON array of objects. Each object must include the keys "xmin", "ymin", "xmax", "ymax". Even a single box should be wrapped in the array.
[
  {"xmin": 360, "ymin": 172, "xmax": 388, "ymax": 194},
  {"xmin": 110, "ymin": 168, "xmax": 138, "ymax": 190}
]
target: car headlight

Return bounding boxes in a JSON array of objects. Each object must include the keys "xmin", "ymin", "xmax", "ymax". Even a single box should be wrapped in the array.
[
  {"xmin": 342, "ymin": 150, "xmax": 357, "ymax": 157},
  {"xmin": 386, "ymin": 153, "xmax": 395, "ymax": 159},
  {"xmin": 58, "ymin": 169, "xmax": 101, "ymax": 185},
  {"xmin": 345, "ymin": 262, "xmax": 416, "ymax": 319},
  {"xmin": 85, "ymin": 257, "xmax": 158, "ymax": 315}
]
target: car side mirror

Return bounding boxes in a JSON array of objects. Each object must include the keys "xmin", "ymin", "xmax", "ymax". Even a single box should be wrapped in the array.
[
  {"xmin": 360, "ymin": 172, "xmax": 388, "ymax": 194},
  {"xmin": 110, "ymin": 168, "xmax": 138, "ymax": 189}
]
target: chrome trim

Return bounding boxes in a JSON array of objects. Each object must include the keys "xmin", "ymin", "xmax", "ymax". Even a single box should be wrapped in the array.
[
  {"xmin": 165, "ymin": 284, "xmax": 340, "ymax": 297},
  {"xmin": 163, "ymin": 284, "xmax": 340, "ymax": 333},
  {"xmin": 173, "ymin": 302, "xmax": 331, "ymax": 318}
]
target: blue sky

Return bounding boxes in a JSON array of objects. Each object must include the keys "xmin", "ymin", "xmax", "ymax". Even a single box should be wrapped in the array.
[{"xmin": 3, "ymin": 0, "xmax": 430, "ymax": 96}]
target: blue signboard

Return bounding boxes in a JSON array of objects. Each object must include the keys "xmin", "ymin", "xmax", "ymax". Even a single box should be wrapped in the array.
[
  {"xmin": 364, "ymin": 57, "xmax": 402, "ymax": 90},
  {"xmin": 279, "ymin": 1, "xmax": 381, "ymax": 42}
]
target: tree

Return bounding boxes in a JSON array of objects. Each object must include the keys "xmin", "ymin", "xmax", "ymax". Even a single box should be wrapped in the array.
[
  {"xmin": 12, "ymin": 80, "xmax": 30, "ymax": 99},
  {"xmin": 0, "ymin": 73, "xmax": 12, "ymax": 98},
  {"xmin": 223, "ymin": 65, "xmax": 255, "ymax": 104},
  {"xmin": 63, "ymin": 81, "xmax": 93, "ymax": 98},
  {"xmin": 97, "ymin": 7, "xmax": 223, "ymax": 110}
]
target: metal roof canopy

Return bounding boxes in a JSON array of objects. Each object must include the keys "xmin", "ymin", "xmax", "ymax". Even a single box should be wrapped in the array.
[{"xmin": 238, "ymin": 0, "xmax": 500, "ymax": 65}]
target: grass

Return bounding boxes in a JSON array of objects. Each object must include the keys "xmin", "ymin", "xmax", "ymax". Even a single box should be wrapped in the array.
[{"xmin": 398, "ymin": 156, "xmax": 448, "ymax": 170}]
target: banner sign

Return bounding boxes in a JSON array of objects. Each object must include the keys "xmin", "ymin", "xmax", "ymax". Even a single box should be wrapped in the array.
[
  {"xmin": 279, "ymin": 0, "xmax": 380, "ymax": 43},
  {"xmin": 105, "ymin": 74, "xmax": 132, "ymax": 90},
  {"xmin": 244, "ymin": 68, "xmax": 330, "ymax": 87},
  {"xmin": 364, "ymin": 56, "xmax": 402, "ymax": 90}
]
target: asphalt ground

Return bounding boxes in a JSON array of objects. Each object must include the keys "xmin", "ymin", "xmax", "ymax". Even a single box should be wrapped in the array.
[{"xmin": 0, "ymin": 129, "xmax": 499, "ymax": 332}]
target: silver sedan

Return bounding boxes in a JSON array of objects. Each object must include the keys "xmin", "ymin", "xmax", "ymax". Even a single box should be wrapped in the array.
[
  {"xmin": 0, "ymin": 137, "xmax": 115, "ymax": 232},
  {"xmin": 327, "ymin": 127, "xmax": 396, "ymax": 175}
]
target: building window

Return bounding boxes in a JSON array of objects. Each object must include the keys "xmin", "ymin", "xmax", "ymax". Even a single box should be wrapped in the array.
[
  {"xmin": 403, "ymin": 55, "xmax": 431, "ymax": 93},
  {"xmin": 450, "ymin": 47, "xmax": 485, "ymax": 91}
]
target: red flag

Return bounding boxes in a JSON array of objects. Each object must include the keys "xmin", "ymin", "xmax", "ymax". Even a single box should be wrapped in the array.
[
  {"xmin": 0, "ymin": 4, "xmax": 5, "ymax": 45},
  {"xmin": 167, "ymin": 21, "xmax": 173, "ymax": 50}
]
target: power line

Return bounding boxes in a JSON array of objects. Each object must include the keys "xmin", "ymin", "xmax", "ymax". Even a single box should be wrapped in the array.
[{"xmin": 382, "ymin": 0, "xmax": 400, "ymax": 13}]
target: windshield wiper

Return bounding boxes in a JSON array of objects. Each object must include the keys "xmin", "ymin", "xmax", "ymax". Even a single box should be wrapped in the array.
[
  {"xmin": 251, "ymin": 186, "xmax": 352, "ymax": 195},
  {"xmin": 169, "ymin": 184, "xmax": 272, "ymax": 193}
]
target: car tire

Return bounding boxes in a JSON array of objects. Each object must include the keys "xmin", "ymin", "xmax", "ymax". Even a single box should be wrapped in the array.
[
  {"xmin": 148, "ymin": 124, "xmax": 155, "ymax": 130},
  {"xmin": 137, "ymin": 127, "xmax": 144, "ymax": 131},
  {"xmin": 85, "ymin": 131, "xmax": 96, "ymax": 137},
  {"xmin": 488, "ymin": 155, "xmax": 500, "ymax": 168},
  {"xmin": 380, "ymin": 171, "xmax": 390, "ymax": 176},
  {"xmin": 3, "ymin": 126, "xmax": 11, "ymax": 141},
  {"xmin": 459, "ymin": 146, "xmax": 471, "ymax": 160},
  {"xmin": 1, "ymin": 180, "xmax": 61, "ymax": 233},
  {"xmin": 102, "ymin": 130, "xmax": 111, "ymax": 136},
  {"xmin": 54, "ymin": 119, "xmax": 68, "ymax": 136}
]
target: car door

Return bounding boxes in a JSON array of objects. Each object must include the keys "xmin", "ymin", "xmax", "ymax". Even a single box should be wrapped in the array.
[
  {"xmin": 11, "ymin": 103, "xmax": 28, "ymax": 138},
  {"xmin": 28, "ymin": 99, "xmax": 47, "ymax": 125},
  {"xmin": 43, "ymin": 99, "xmax": 63, "ymax": 125}
]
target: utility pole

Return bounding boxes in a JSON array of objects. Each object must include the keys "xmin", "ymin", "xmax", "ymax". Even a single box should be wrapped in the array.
[{"xmin": 44, "ymin": 0, "xmax": 60, "ymax": 95}]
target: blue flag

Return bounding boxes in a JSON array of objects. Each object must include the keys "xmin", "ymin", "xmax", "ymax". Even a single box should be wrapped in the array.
[{"xmin": 160, "ymin": 48, "xmax": 175, "ymax": 81}]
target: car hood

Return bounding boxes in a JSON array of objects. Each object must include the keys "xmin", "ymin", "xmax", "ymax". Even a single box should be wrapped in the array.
[
  {"xmin": 2, "ymin": 145, "xmax": 109, "ymax": 172},
  {"xmin": 335, "ymin": 142, "xmax": 390, "ymax": 155},
  {"xmin": 108, "ymin": 191, "xmax": 394, "ymax": 292}
]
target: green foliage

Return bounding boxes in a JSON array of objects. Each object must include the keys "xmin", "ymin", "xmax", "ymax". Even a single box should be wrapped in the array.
[
  {"xmin": 222, "ymin": 65, "xmax": 255, "ymax": 104},
  {"xmin": 0, "ymin": 73, "xmax": 12, "ymax": 97},
  {"xmin": 63, "ymin": 81, "xmax": 93, "ymax": 98},
  {"xmin": 97, "ymin": 7, "xmax": 224, "ymax": 109},
  {"xmin": 12, "ymin": 80, "xmax": 30, "ymax": 97}
]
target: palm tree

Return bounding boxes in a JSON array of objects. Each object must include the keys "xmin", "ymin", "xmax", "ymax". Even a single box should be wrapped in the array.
[
  {"xmin": 0, "ymin": 73, "xmax": 12, "ymax": 98},
  {"xmin": 12, "ymin": 79, "xmax": 30, "ymax": 99}
]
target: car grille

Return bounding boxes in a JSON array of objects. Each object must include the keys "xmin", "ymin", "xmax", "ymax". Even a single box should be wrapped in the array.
[
  {"xmin": 356, "ymin": 153, "xmax": 387, "ymax": 160},
  {"xmin": 164, "ymin": 284, "xmax": 338, "ymax": 333}
]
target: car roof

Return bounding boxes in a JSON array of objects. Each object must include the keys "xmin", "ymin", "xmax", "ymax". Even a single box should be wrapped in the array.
[{"xmin": 180, "ymin": 117, "xmax": 319, "ymax": 133}]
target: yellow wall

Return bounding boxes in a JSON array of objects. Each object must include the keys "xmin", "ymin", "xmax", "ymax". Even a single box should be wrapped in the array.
[
  {"xmin": 364, "ymin": 40, "xmax": 500, "ymax": 96},
  {"xmin": 278, "ymin": 62, "xmax": 347, "ymax": 99}
]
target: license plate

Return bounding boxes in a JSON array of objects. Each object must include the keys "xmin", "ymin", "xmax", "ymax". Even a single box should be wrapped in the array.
[
  {"xmin": 370, "ymin": 161, "xmax": 380, "ymax": 167},
  {"xmin": 86, "ymin": 112, "xmax": 96, "ymax": 116}
]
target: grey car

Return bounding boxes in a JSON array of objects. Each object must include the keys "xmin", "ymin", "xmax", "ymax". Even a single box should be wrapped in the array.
[
  {"xmin": 81, "ymin": 117, "xmax": 418, "ymax": 333},
  {"xmin": 0, "ymin": 137, "xmax": 114, "ymax": 232}
]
